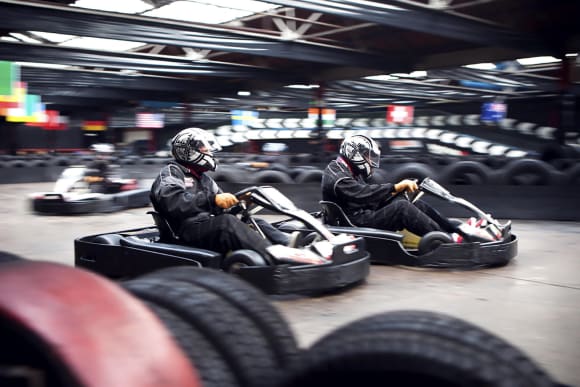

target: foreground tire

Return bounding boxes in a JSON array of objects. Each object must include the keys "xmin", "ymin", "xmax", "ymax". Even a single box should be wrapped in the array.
[
  {"xmin": 283, "ymin": 310, "xmax": 554, "ymax": 387},
  {"xmin": 417, "ymin": 231, "xmax": 453, "ymax": 255},
  {"xmin": 123, "ymin": 277, "xmax": 283, "ymax": 387},
  {"xmin": 142, "ymin": 266, "xmax": 299, "ymax": 366}
]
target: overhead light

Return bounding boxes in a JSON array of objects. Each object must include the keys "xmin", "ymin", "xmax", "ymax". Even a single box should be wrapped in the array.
[
  {"xmin": 9, "ymin": 33, "xmax": 39, "ymax": 44},
  {"xmin": 390, "ymin": 71, "xmax": 427, "ymax": 78},
  {"xmin": 16, "ymin": 62, "xmax": 71, "ymax": 69},
  {"xmin": 516, "ymin": 56, "xmax": 561, "ymax": 66},
  {"xmin": 565, "ymin": 53, "xmax": 578, "ymax": 58},
  {"xmin": 284, "ymin": 84, "xmax": 320, "ymax": 89},
  {"xmin": 29, "ymin": 31, "xmax": 76, "ymax": 43},
  {"xmin": 364, "ymin": 74, "xmax": 397, "ymax": 81},
  {"xmin": 72, "ymin": 0, "xmax": 153, "ymax": 14},
  {"xmin": 463, "ymin": 63, "xmax": 496, "ymax": 70},
  {"xmin": 59, "ymin": 37, "xmax": 147, "ymax": 52},
  {"xmin": 237, "ymin": 91, "xmax": 251, "ymax": 96}
]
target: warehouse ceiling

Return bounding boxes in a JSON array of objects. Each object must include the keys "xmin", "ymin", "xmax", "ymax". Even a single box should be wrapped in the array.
[{"xmin": 0, "ymin": 0, "xmax": 579, "ymax": 119}]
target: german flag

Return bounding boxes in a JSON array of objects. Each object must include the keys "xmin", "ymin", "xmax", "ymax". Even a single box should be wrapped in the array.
[{"xmin": 82, "ymin": 120, "xmax": 107, "ymax": 131}]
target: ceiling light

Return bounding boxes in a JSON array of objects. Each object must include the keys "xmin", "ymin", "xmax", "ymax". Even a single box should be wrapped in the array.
[
  {"xmin": 565, "ymin": 53, "xmax": 578, "ymax": 58},
  {"xmin": 59, "ymin": 37, "xmax": 147, "ymax": 51},
  {"xmin": 72, "ymin": 0, "xmax": 153, "ymax": 14},
  {"xmin": 237, "ymin": 91, "xmax": 251, "ymax": 96},
  {"xmin": 463, "ymin": 63, "xmax": 496, "ymax": 70},
  {"xmin": 16, "ymin": 62, "xmax": 72, "ymax": 69},
  {"xmin": 284, "ymin": 84, "xmax": 320, "ymax": 89},
  {"xmin": 29, "ymin": 31, "xmax": 77, "ymax": 43},
  {"xmin": 364, "ymin": 74, "xmax": 397, "ymax": 81},
  {"xmin": 516, "ymin": 56, "xmax": 561, "ymax": 66},
  {"xmin": 9, "ymin": 33, "xmax": 39, "ymax": 44}
]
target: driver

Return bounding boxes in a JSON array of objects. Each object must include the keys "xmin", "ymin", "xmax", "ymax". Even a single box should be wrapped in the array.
[
  {"xmin": 321, "ymin": 134, "xmax": 459, "ymax": 238},
  {"xmin": 150, "ymin": 127, "xmax": 297, "ymax": 259}
]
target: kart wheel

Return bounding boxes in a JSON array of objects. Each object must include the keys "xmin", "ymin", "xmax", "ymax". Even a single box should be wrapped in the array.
[
  {"xmin": 222, "ymin": 249, "xmax": 268, "ymax": 273},
  {"xmin": 141, "ymin": 266, "xmax": 299, "ymax": 366},
  {"xmin": 417, "ymin": 231, "xmax": 453, "ymax": 255},
  {"xmin": 283, "ymin": 310, "xmax": 555, "ymax": 387}
]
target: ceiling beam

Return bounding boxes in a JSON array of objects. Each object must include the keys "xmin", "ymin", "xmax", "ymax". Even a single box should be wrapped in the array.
[
  {"xmin": 0, "ymin": 0, "xmax": 398, "ymax": 70},
  {"xmin": 263, "ymin": 0, "xmax": 549, "ymax": 53}
]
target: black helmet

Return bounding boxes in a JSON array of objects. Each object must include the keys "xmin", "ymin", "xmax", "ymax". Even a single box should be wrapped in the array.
[
  {"xmin": 171, "ymin": 128, "xmax": 221, "ymax": 171},
  {"xmin": 339, "ymin": 134, "xmax": 380, "ymax": 178}
]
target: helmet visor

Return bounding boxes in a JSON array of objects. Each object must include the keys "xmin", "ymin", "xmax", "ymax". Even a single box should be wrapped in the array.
[
  {"xmin": 362, "ymin": 139, "xmax": 380, "ymax": 168},
  {"xmin": 198, "ymin": 132, "xmax": 222, "ymax": 154}
]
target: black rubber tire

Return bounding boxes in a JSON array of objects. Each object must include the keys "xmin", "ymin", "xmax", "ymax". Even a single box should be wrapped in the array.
[
  {"xmin": 565, "ymin": 163, "xmax": 580, "ymax": 185},
  {"xmin": 122, "ymin": 277, "xmax": 283, "ymax": 387},
  {"xmin": 283, "ymin": 310, "xmax": 555, "ymax": 387},
  {"xmin": 417, "ymin": 231, "xmax": 453, "ymax": 255},
  {"xmin": 142, "ymin": 301, "xmax": 238, "ymax": 387},
  {"xmin": 389, "ymin": 163, "xmax": 436, "ymax": 183},
  {"xmin": 501, "ymin": 158, "xmax": 555, "ymax": 186},
  {"xmin": 142, "ymin": 266, "xmax": 299, "ymax": 366},
  {"xmin": 294, "ymin": 169, "xmax": 323, "ymax": 184},
  {"xmin": 208, "ymin": 168, "xmax": 247, "ymax": 183},
  {"xmin": 252, "ymin": 170, "xmax": 293, "ymax": 184},
  {"xmin": 222, "ymin": 249, "xmax": 268, "ymax": 272},
  {"xmin": 439, "ymin": 161, "xmax": 491, "ymax": 185}
]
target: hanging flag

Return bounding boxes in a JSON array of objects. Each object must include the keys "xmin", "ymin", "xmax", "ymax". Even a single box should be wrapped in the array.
[
  {"xmin": 0, "ymin": 61, "xmax": 19, "ymax": 96},
  {"xmin": 83, "ymin": 120, "xmax": 107, "ymax": 131},
  {"xmin": 308, "ymin": 108, "xmax": 336, "ymax": 128},
  {"xmin": 387, "ymin": 105, "xmax": 414, "ymax": 125},
  {"xmin": 0, "ymin": 81, "xmax": 27, "ymax": 116},
  {"xmin": 6, "ymin": 94, "xmax": 44, "ymax": 123}
]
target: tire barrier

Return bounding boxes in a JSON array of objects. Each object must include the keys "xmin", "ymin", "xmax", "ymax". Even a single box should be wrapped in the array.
[
  {"xmin": 0, "ymin": 261, "xmax": 200, "ymax": 387},
  {"xmin": 294, "ymin": 169, "xmax": 323, "ymax": 184},
  {"xmin": 388, "ymin": 162, "xmax": 436, "ymax": 183},
  {"xmin": 208, "ymin": 167, "xmax": 250, "ymax": 183},
  {"xmin": 439, "ymin": 160, "xmax": 492, "ymax": 185},
  {"xmin": 566, "ymin": 164, "xmax": 580, "ymax": 185},
  {"xmin": 252, "ymin": 170, "xmax": 294, "ymax": 184},
  {"xmin": 500, "ymin": 158, "xmax": 557, "ymax": 186},
  {"xmin": 122, "ymin": 274, "xmax": 288, "ymax": 387},
  {"xmin": 282, "ymin": 310, "xmax": 556, "ymax": 387}
]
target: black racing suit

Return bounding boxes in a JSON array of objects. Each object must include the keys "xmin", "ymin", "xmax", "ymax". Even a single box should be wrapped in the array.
[
  {"xmin": 321, "ymin": 157, "xmax": 455, "ymax": 236},
  {"xmin": 150, "ymin": 161, "xmax": 282, "ymax": 258}
]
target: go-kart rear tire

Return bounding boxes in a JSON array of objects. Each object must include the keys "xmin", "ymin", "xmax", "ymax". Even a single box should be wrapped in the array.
[
  {"xmin": 222, "ymin": 249, "xmax": 268, "ymax": 273},
  {"xmin": 283, "ymin": 310, "xmax": 555, "ymax": 387},
  {"xmin": 141, "ymin": 266, "xmax": 299, "ymax": 366},
  {"xmin": 417, "ymin": 231, "xmax": 453, "ymax": 255}
]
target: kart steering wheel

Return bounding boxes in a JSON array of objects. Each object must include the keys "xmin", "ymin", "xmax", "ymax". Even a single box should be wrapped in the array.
[{"xmin": 384, "ymin": 178, "xmax": 423, "ymax": 205}]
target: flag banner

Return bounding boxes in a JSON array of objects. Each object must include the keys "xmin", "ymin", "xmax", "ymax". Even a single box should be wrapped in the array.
[
  {"xmin": 0, "ymin": 81, "xmax": 27, "ymax": 116},
  {"xmin": 0, "ymin": 61, "xmax": 19, "ymax": 96},
  {"xmin": 136, "ymin": 112, "xmax": 164, "ymax": 128},
  {"xmin": 231, "ymin": 110, "xmax": 258, "ymax": 128},
  {"xmin": 308, "ymin": 108, "xmax": 336, "ymax": 128},
  {"xmin": 83, "ymin": 120, "xmax": 107, "ymax": 131},
  {"xmin": 387, "ymin": 105, "xmax": 414, "ymax": 125},
  {"xmin": 6, "ymin": 94, "xmax": 44, "ymax": 123}
]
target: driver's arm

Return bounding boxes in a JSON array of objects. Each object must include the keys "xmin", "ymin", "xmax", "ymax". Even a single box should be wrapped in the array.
[{"xmin": 393, "ymin": 179, "xmax": 418, "ymax": 193}]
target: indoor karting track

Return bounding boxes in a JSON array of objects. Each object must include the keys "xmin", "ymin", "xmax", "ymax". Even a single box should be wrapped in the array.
[{"xmin": 1, "ymin": 182, "xmax": 579, "ymax": 386}]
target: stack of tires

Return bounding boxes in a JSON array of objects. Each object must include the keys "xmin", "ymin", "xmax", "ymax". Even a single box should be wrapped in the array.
[{"xmin": 0, "ymin": 259, "xmax": 561, "ymax": 387}]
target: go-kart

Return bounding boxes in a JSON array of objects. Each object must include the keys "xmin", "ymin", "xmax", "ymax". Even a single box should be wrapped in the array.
[
  {"xmin": 29, "ymin": 165, "xmax": 150, "ymax": 214},
  {"xmin": 275, "ymin": 178, "xmax": 517, "ymax": 269},
  {"xmin": 74, "ymin": 186, "xmax": 370, "ymax": 294}
]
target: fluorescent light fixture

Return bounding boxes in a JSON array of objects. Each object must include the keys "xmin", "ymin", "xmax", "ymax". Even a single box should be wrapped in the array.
[
  {"xmin": 144, "ymin": 0, "xmax": 257, "ymax": 23},
  {"xmin": 237, "ymin": 91, "xmax": 251, "ymax": 96},
  {"xmin": 72, "ymin": 0, "xmax": 153, "ymax": 14},
  {"xmin": 284, "ymin": 84, "xmax": 320, "ymax": 89},
  {"xmin": 16, "ymin": 62, "xmax": 72, "ymax": 69},
  {"xmin": 464, "ymin": 63, "xmax": 496, "ymax": 70},
  {"xmin": 516, "ymin": 56, "xmax": 561, "ymax": 66},
  {"xmin": 0, "ymin": 36, "xmax": 19, "ymax": 42},
  {"xmin": 390, "ymin": 71, "xmax": 427, "ymax": 78},
  {"xmin": 59, "ymin": 37, "xmax": 147, "ymax": 51},
  {"xmin": 364, "ymin": 74, "xmax": 397, "ymax": 81},
  {"xmin": 29, "ymin": 31, "xmax": 76, "ymax": 43},
  {"xmin": 565, "ymin": 53, "xmax": 578, "ymax": 57}
]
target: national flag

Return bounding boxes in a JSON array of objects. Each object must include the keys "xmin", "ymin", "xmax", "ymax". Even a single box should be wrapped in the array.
[
  {"xmin": 83, "ymin": 120, "xmax": 107, "ymax": 131},
  {"xmin": 387, "ymin": 105, "xmax": 414, "ymax": 125}
]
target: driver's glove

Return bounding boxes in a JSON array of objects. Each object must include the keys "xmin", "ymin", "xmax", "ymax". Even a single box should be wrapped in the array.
[
  {"xmin": 394, "ymin": 179, "xmax": 418, "ymax": 193},
  {"xmin": 215, "ymin": 193, "xmax": 239, "ymax": 209}
]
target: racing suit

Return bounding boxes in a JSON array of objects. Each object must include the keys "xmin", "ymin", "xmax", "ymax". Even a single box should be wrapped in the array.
[
  {"xmin": 150, "ymin": 161, "xmax": 286, "ymax": 258},
  {"xmin": 321, "ymin": 157, "xmax": 455, "ymax": 236}
]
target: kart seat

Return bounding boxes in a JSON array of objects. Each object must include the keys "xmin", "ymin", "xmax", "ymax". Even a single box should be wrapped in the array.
[
  {"xmin": 148, "ymin": 211, "xmax": 180, "ymax": 243},
  {"xmin": 319, "ymin": 201, "xmax": 356, "ymax": 227}
]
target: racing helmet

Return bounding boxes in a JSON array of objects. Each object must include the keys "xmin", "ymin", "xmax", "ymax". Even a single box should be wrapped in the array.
[
  {"xmin": 339, "ymin": 135, "xmax": 380, "ymax": 178},
  {"xmin": 171, "ymin": 127, "xmax": 222, "ymax": 171}
]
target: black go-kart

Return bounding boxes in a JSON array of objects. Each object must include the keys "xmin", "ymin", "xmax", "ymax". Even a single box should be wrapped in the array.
[
  {"xmin": 75, "ymin": 186, "xmax": 370, "ymax": 295},
  {"xmin": 29, "ymin": 165, "xmax": 150, "ymax": 214},
  {"xmin": 275, "ymin": 178, "xmax": 518, "ymax": 270}
]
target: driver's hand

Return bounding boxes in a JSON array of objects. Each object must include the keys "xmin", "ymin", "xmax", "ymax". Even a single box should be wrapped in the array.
[
  {"xmin": 215, "ymin": 193, "xmax": 239, "ymax": 209},
  {"xmin": 394, "ymin": 179, "xmax": 418, "ymax": 193}
]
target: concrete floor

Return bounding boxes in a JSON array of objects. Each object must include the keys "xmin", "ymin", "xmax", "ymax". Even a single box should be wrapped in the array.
[{"xmin": 1, "ymin": 182, "xmax": 579, "ymax": 386}]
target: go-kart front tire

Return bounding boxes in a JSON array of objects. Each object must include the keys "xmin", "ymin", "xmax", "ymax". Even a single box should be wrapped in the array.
[
  {"xmin": 222, "ymin": 249, "xmax": 268, "ymax": 273},
  {"xmin": 418, "ymin": 231, "xmax": 453, "ymax": 255}
]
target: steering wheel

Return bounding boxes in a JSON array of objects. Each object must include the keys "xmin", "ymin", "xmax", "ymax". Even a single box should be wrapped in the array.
[{"xmin": 384, "ymin": 178, "xmax": 422, "ymax": 205}]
